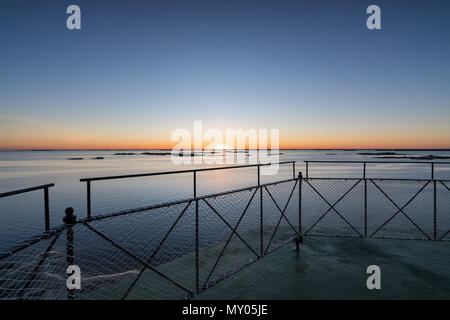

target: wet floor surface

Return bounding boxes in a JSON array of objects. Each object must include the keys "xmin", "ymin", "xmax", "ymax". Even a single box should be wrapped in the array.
[{"xmin": 195, "ymin": 237, "xmax": 450, "ymax": 299}]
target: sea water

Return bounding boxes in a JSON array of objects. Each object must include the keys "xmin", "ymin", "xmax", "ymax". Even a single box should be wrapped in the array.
[{"xmin": 0, "ymin": 149, "xmax": 449, "ymax": 252}]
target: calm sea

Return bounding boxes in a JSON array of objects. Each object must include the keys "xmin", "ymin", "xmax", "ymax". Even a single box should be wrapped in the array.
[{"xmin": 1, "ymin": 149, "xmax": 449, "ymax": 251}]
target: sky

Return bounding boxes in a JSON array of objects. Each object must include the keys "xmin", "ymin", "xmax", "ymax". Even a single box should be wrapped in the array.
[{"xmin": 0, "ymin": 0, "xmax": 449, "ymax": 149}]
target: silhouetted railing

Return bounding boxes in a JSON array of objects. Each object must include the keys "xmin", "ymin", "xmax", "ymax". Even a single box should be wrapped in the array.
[
  {"xmin": 299, "ymin": 174, "xmax": 450, "ymax": 241},
  {"xmin": 0, "ymin": 183, "xmax": 54, "ymax": 231},
  {"xmin": 80, "ymin": 161, "xmax": 296, "ymax": 218},
  {"xmin": 2, "ymin": 161, "xmax": 450, "ymax": 300},
  {"xmin": 0, "ymin": 174, "xmax": 300, "ymax": 300},
  {"xmin": 304, "ymin": 160, "xmax": 450, "ymax": 179}
]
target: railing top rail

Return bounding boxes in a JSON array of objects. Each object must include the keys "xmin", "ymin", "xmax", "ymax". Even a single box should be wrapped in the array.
[
  {"xmin": 304, "ymin": 160, "xmax": 450, "ymax": 165},
  {"xmin": 80, "ymin": 161, "xmax": 296, "ymax": 182},
  {"xmin": 0, "ymin": 183, "xmax": 55, "ymax": 198},
  {"xmin": 79, "ymin": 177, "xmax": 298, "ymax": 224},
  {"xmin": 303, "ymin": 177, "xmax": 450, "ymax": 182}
]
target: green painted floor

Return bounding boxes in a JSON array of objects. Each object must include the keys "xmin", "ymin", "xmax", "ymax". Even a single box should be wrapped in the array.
[{"xmin": 195, "ymin": 237, "xmax": 450, "ymax": 299}]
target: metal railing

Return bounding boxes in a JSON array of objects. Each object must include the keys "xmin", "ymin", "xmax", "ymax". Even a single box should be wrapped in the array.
[
  {"xmin": 2, "ymin": 160, "xmax": 450, "ymax": 299},
  {"xmin": 299, "ymin": 173, "xmax": 450, "ymax": 241},
  {"xmin": 304, "ymin": 160, "xmax": 450, "ymax": 179},
  {"xmin": 80, "ymin": 161, "xmax": 296, "ymax": 218},
  {"xmin": 0, "ymin": 183, "xmax": 54, "ymax": 231},
  {"xmin": 0, "ymin": 164, "xmax": 300, "ymax": 300}
]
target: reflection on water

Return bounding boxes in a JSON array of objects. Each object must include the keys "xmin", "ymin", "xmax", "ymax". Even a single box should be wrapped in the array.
[{"xmin": 0, "ymin": 149, "xmax": 449, "ymax": 251}]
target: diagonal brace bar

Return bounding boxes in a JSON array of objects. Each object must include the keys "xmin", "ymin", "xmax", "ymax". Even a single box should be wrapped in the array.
[
  {"xmin": 263, "ymin": 179, "xmax": 299, "ymax": 253},
  {"xmin": 17, "ymin": 229, "xmax": 63, "ymax": 299},
  {"xmin": 202, "ymin": 188, "xmax": 258, "ymax": 288},
  {"xmin": 264, "ymin": 181, "xmax": 299, "ymax": 235},
  {"xmin": 369, "ymin": 179, "xmax": 431, "ymax": 239},
  {"xmin": 304, "ymin": 179, "xmax": 363, "ymax": 237},
  {"xmin": 122, "ymin": 201, "xmax": 192, "ymax": 299},
  {"xmin": 264, "ymin": 181, "xmax": 299, "ymax": 254},
  {"xmin": 202, "ymin": 198, "xmax": 259, "ymax": 258},
  {"xmin": 84, "ymin": 222, "xmax": 193, "ymax": 295}
]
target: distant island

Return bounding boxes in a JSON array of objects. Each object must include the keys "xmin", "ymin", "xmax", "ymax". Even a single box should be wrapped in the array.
[
  {"xmin": 358, "ymin": 152, "xmax": 404, "ymax": 155},
  {"xmin": 376, "ymin": 155, "xmax": 450, "ymax": 160}
]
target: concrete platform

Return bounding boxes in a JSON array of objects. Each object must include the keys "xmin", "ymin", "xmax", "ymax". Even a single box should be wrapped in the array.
[{"xmin": 195, "ymin": 236, "xmax": 450, "ymax": 299}]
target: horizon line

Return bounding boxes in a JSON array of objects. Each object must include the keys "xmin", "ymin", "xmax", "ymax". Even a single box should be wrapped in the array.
[{"xmin": 1, "ymin": 148, "xmax": 450, "ymax": 151}]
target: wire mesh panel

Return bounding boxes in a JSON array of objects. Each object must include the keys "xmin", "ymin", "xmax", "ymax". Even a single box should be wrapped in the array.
[
  {"xmin": 263, "ymin": 180, "xmax": 299, "ymax": 253},
  {"xmin": 301, "ymin": 177, "xmax": 450, "ymax": 241},
  {"xmin": 7, "ymin": 175, "xmax": 448, "ymax": 300},
  {"xmin": 301, "ymin": 178, "xmax": 364, "ymax": 237},
  {"xmin": 437, "ymin": 181, "xmax": 450, "ymax": 241},
  {"xmin": 198, "ymin": 188, "xmax": 261, "ymax": 290},
  {"xmin": 81, "ymin": 202, "xmax": 196, "ymax": 300},
  {"xmin": 0, "ymin": 230, "xmax": 67, "ymax": 300},
  {"xmin": 0, "ymin": 178, "xmax": 300, "ymax": 300},
  {"xmin": 367, "ymin": 179, "xmax": 433, "ymax": 240}
]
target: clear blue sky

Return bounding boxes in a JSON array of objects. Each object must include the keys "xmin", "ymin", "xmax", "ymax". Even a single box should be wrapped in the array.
[{"xmin": 0, "ymin": 0, "xmax": 449, "ymax": 149}]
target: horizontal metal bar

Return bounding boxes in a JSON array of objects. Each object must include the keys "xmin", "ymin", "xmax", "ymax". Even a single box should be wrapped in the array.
[
  {"xmin": 198, "ymin": 178, "xmax": 296, "ymax": 200},
  {"xmin": 0, "ymin": 183, "xmax": 55, "ymax": 198},
  {"xmin": 80, "ymin": 161, "xmax": 296, "ymax": 182},
  {"xmin": 304, "ymin": 234, "xmax": 363, "ymax": 239},
  {"xmin": 305, "ymin": 177, "xmax": 450, "ymax": 182},
  {"xmin": 78, "ymin": 198, "xmax": 193, "ymax": 224},
  {"xmin": 303, "ymin": 177, "xmax": 364, "ymax": 181},
  {"xmin": 305, "ymin": 234, "xmax": 431, "ymax": 241},
  {"xmin": 304, "ymin": 160, "xmax": 450, "ymax": 165},
  {"xmin": 76, "ymin": 178, "xmax": 297, "ymax": 224},
  {"xmin": 75, "ymin": 175, "xmax": 444, "ymax": 225}
]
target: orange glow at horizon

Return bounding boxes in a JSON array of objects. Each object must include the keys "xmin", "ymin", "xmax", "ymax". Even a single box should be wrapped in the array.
[
  {"xmin": 1, "ymin": 117, "xmax": 449, "ymax": 150},
  {"xmin": 1, "ymin": 134, "xmax": 449, "ymax": 150}
]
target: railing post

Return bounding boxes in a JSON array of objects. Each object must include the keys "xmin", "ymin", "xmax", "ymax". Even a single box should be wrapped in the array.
[
  {"xmin": 258, "ymin": 165, "xmax": 263, "ymax": 257},
  {"xmin": 433, "ymin": 179, "xmax": 437, "ymax": 241},
  {"xmin": 431, "ymin": 163, "xmax": 434, "ymax": 180},
  {"xmin": 257, "ymin": 165, "xmax": 260, "ymax": 186},
  {"xmin": 193, "ymin": 171, "xmax": 197, "ymax": 199},
  {"xmin": 363, "ymin": 162, "xmax": 366, "ymax": 180},
  {"xmin": 305, "ymin": 161, "xmax": 309, "ymax": 179},
  {"xmin": 297, "ymin": 172, "xmax": 303, "ymax": 249},
  {"xmin": 86, "ymin": 181, "xmax": 91, "ymax": 218},
  {"xmin": 63, "ymin": 207, "xmax": 77, "ymax": 300},
  {"xmin": 364, "ymin": 178, "xmax": 368, "ymax": 238},
  {"xmin": 292, "ymin": 162, "xmax": 295, "ymax": 179},
  {"xmin": 194, "ymin": 171, "xmax": 199, "ymax": 294},
  {"xmin": 44, "ymin": 187, "xmax": 50, "ymax": 231}
]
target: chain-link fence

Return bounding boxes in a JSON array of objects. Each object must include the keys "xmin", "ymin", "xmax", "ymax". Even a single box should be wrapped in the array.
[
  {"xmin": 0, "ymin": 177, "xmax": 300, "ymax": 300},
  {"xmin": 301, "ymin": 177, "xmax": 450, "ymax": 241}
]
